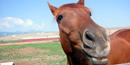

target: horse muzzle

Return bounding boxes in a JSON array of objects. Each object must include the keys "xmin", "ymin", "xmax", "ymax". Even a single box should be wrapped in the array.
[
  {"xmin": 89, "ymin": 57, "xmax": 109, "ymax": 65},
  {"xmin": 83, "ymin": 49, "xmax": 109, "ymax": 65},
  {"xmin": 82, "ymin": 29, "xmax": 110, "ymax": 65}
]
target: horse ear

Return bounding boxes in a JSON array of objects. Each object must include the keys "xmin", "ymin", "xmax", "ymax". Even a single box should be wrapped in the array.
[
  {"xmin": 77, "ymin": 0, "xmax": 84, "ymax": 5},
  {"xmin": 48, "ymin": 2, "xmax": 57, "ymax": 16}
]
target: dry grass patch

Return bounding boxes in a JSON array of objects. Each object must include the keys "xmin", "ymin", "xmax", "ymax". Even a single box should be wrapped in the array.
[
  {"xmin": 0, "ymin": 55, "xmax": 64, "ymax": 65},
  {"xmin": 0, "ymin": 58, "xmax": 45, "ymax": 65}
]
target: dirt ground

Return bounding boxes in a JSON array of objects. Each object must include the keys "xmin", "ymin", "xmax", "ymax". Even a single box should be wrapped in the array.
[
  {"xmin": 0, "ymin": 32, "xmax": 59, "ymax": 41},
  {"xmin": 0, "ymin": 40, "xmax": 59, "ymax": 45}
]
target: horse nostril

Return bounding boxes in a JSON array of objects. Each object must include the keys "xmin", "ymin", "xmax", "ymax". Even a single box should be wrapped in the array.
[
  {"xmin": 85, "ymin": 31, "xmax": 94, "ymax": 41},
  {"xmin": 83, "ymin": 43, "xmax": 92, "ymax": 49},
  {"xmin": 82, "ymin": 30, "xmax": 94, "ymax": 49}
]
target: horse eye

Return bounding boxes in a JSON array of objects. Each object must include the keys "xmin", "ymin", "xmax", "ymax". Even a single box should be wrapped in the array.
[
  {"xmin": 57, "ymin": 15, "xmax": 63, "ymax": 22},
  {"xmin": 89, "ymin": 12, "xmax": 92, "ymax": 16}
]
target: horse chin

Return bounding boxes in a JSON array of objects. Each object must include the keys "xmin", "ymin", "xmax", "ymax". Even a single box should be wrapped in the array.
[
  {"xmin": 83, "ymin": 50, "xmax": 109, "ymax": 65},
  {"xmin": 88, "ymin": 57, "xmax": 109, "ymax": 65}
]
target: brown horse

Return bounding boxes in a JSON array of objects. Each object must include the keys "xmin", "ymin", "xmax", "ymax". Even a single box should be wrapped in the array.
[
  {"xmin": 48, "ymin": 0, "xmax": 130, "ymax": 65},
  {"xmin": 108, "ymin": 29, "xmax": 130, "ymax": 65}
]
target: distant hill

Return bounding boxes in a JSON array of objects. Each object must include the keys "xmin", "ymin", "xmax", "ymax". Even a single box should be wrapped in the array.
[
  {"xmin": 0, "ymin": 32, "xmax": 29, "ymax": 37},
  {"xmin": 0, "ymin": 31, "xmax": 59, "ymax": 37}
]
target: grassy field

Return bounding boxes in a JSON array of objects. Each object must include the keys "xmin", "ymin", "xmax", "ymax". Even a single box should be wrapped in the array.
[{"xmin": 0, "ymin": 42, "xmax": 66, "ymax": 65}]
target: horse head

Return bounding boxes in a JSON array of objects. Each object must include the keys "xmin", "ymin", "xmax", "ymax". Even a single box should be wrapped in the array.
[{"xmin": 48, "ymin": 0, "xmax": 110, "ymax": 65}]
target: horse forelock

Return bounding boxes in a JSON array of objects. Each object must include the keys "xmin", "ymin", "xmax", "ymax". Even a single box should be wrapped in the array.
[{"xmin": 53, "ymin": 3, "xmax": 91, "ymax": 20}]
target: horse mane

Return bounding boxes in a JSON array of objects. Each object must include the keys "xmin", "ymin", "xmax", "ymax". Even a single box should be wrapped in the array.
[{"xmin": 54, "ymin": 3, "xmax": 91, "ymax": 19}]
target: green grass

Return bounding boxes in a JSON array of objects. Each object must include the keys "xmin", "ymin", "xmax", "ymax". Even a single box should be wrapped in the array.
[
  {"xmin": 0, "ymin": 42, "xmax": 67, "ymax": 65},
  {"xmin": 0, "ymin": 40, "xmax": 2, "ymax": 43}
]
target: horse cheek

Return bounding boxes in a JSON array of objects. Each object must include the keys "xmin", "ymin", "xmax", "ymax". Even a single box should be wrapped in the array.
[{"xmin": 60, "ymin": 32, "xmax": 73, "ymax": 54}]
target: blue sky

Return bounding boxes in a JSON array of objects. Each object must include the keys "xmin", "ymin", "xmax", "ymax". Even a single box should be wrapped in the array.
[{"xmin": 0, "ymin": 0, "xmax": 130, "ymax": 32}]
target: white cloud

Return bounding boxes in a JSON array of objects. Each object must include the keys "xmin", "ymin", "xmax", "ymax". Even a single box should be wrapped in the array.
[
  {"xmin": 0, "ymin": 23, "xmax": 11, "ymax": 28},
  {"xmin": 0, "ymin": 17, "xmax": 45, "ymax": 32},
  {"xmin": 3, "ymin": 17, "xmax": 24, "ymax": 25},
  {"xmin": 26, "ymin": 19, "xmax": 33, "ymax": 26}
]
